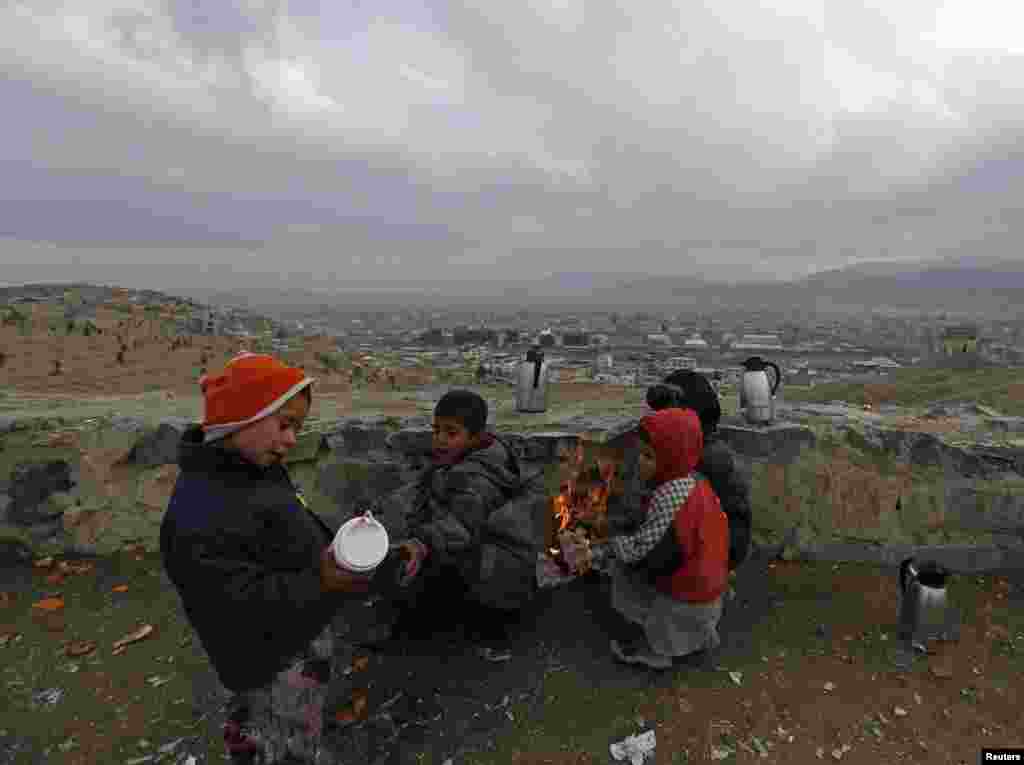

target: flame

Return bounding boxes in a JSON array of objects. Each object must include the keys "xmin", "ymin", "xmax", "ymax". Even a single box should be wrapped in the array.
[{"xmin": 553, "ymin": 484, "xmax": 573, "ymax": 532}]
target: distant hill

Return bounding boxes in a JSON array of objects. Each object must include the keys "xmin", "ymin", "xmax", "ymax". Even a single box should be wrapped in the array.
[{"xmin": 4, "ymin": 255, "xmax": 1020, "ymax": 317}]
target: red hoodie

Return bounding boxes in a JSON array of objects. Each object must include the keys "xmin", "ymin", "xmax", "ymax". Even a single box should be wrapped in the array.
[{"xmin": 640, "ymin": 408, "xmax": 729, "ymax": 603}]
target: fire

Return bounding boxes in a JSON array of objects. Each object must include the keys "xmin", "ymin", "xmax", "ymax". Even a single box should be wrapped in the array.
[
  {"xmin": 553, "ymin": 487, "xmax": 573, "ymax": 533},
  {"xmin": 550, "ymin": 443, "xmax": 615, "ymax": 544}
]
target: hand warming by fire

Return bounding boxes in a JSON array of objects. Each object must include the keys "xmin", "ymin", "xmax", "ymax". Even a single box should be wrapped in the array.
[{"xmin": 547, "ymin": 441, "xmax": 618, "ymax": 577}]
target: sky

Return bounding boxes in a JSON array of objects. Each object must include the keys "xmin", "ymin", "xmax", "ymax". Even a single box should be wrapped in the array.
[{"xmin": 2, "ymin": 0, "xmax": 1023, "ymax": 288}]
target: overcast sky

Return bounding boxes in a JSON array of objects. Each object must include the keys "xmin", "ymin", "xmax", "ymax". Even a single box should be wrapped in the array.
[{"xmin": 2, "ymin": 0, "xmax": 1023, "ymax": 287}]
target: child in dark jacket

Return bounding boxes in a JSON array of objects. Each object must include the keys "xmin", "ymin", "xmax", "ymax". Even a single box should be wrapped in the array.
[
  {"xmin": 389, "ymin": 389, "xmax": 532, "ymax": 644},
  {"xmin": 160, "ymin": 353, "xmax": 372, "ymax": 764},
  {"xmin": 566, "ymin": 408, "xmax": 729, "ymax": 670}
]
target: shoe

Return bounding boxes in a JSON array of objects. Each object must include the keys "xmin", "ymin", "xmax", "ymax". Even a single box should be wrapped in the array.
[
  {"xmin": 610, "ymin": 638, "xmax": 672, "ymax": 670},
  {"xmin": 477, "ymin": 646, "xmax": 513, "ymax": 663}
]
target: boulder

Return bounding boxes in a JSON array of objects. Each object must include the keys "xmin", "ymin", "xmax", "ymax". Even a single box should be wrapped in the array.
[
  {"xmin": 946, "ymin": 482, "xmax": 1024, "ymax": 534},
  {"xmin": 550, "ymin": 414, "xmax": 640, "ymax": 444},
  {"xmin": 0, "ymin": 416, "xmax": 25, "ymax": 435},
  {"xmin": 8, "ymin": 461, "xmax": 74, "ymax": 524},
  {"xmin": 0, "ymin": 524, "xmax": 35, "ymax": 565},
  {"xmin": 323, "ymin": 421, "xmax": 391, "ymax": 456},
  {"xmin": 315, "ymin": 457, "xmax": 415, "ymax": 519},
  {"xmin": 521, "ymin": 432, "xmax": 582, "ymax": 462},
  {"xmin": 988, "ymin": 417, "xmax": 1024, "ymax": 435},
  {"xmin": 718, "ymin": 423, "xmax": 816, "ymax": 464},
  {"xmin": 385, "ymin": 428, "xmax": 432, "ymax": 458},
  {"xmin": 123, "ymin": 418, "xmax": 191, "ymax": 467},
  {"xmin": 860, "ymin": 425, "xmax": 1023, "ymax": 479}
]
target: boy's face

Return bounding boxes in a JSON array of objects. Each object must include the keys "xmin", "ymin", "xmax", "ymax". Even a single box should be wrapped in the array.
[
  {"xmin": 227, "ymin": 392, "xmax": 310, "ymax": 467},
  {"xmin": 432, "ymin": 415, "xmax": 481, "ymax": 459},
  {"xmin": 637, "ymin": 437, "xmax": 658, "ymax": 483}
]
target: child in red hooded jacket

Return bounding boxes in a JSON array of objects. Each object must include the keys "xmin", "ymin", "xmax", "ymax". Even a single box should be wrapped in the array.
[{"xmin": 567, "ymin": 408, "xmax": 729, "ymax": 670}]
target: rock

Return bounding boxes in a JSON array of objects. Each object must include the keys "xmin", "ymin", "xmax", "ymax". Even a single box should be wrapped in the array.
[
  {"xmin": 8, "ymin": 461, "xmax": 74, "ymax": 524},
  {"xmin": 550, "ymin": 414, "xmax": 640, "ymax": 443},
  {"xmin": 324, "ymin": 422, "xmax": 391, "ymax": 456},
  {"xmin": 946, "ymin": 483, "xmax": 1024, "ymax": 534},
  {"xmin": 385, "ymin": 428, "xmax": 432, "ymax": 457},
  {"xmin": 124, "ymin": 419, "xmax": 190, "ymax": 467},
  {"xmin": 0, "ymin": 524, "xmax": 36, "ymax": 565},
  {"xmin": 0, "ymin": 416, "xmax": 22, "ymax": 435},
  {"xmin": 987, "ymin": 417, "xmax": 1024, "ymax": 435},
  {"xmin": 718, "ymin": 423, "xmax": 816, "ymax": 465},
  {"xmin": 108, "ymin": 416, "xmax": 149, "ymax": 434},
  {"xmin": 521, "ymin": 432, "xmax": 581, "ymax": 462},
  {"xmin": 315, "ymin": 458, "xmax": 413, "ymax": 520}
]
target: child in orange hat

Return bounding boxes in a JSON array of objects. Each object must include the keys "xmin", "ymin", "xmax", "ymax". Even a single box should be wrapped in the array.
[{"xmin": 161, "ymin": 352, "xmax": 372, "ymax": 764}]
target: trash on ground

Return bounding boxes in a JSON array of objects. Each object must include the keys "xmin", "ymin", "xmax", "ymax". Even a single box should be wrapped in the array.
[
  {"xmin": 710, "ymin": 745, "xmax": 735, "ymax": 761},
  {"xmin": 31, "ymin": 687, "xmax": 64, "ymax": 707},
  {"xmin": 157, "ymin": 737, "xmax": 188, "ymax": 754},
  {"xmin": 66, "ymin": 640, "xmax": 97, "ymax": 657},
  {"xmin": 610, "ymin": 729, "xmax": 656, "ymax": 765},
  {"xmin": 113, "ymin": 624, "xmax": 155, "ymax": 654},
  {"xmin": 32, "ymin": 597, "xmax": 64, "ymax": 611},
  {"xmin": 728, "ymin": 671, "xmax": 743, "ymax": 686}
]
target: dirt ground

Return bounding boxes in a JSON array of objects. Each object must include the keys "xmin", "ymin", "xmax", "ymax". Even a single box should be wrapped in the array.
[
  {"xmin": 0, "ymin": 326, "xmax": 356, "ymax": 397},
  {"xmin": 1, "ymin": 547, "xmax": 1021, "ymax": 765}
]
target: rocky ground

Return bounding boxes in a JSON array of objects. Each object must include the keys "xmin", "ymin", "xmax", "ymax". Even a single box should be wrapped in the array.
[{"xmin": 2, "ymin": 545, "xmax": 1022, "ymax": 765}]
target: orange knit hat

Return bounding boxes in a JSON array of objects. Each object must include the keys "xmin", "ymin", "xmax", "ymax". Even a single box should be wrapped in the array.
[{"xmin": 200, "ymin": 352, "xmax": 314, "ymax": 442}]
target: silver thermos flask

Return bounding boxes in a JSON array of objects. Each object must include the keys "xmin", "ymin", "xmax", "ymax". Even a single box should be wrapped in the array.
[{"xmin": 516, "ymin": 347, "xmax": 549, "ymax": 413}]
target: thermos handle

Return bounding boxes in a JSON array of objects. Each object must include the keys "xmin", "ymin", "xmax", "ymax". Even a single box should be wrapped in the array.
[
  {"xmin": 765, "ymin": 362, "xmax": 782, "ymax": 395},
  {"xmin": 532, "ymin": 358, "xmax": 542, "ymax": 388}
]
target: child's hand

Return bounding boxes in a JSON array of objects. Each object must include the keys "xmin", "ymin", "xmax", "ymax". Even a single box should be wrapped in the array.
[
  {"xmin": 392, "ymin": 540, "xmax": 429, "ymax": 587},
  {"xmin": 319, "ymin": 546, "xmax": 373, "ymax": 594},
  {"xmin": 558, "ymin": 531, "xmax": 592, "ymax": 575}
]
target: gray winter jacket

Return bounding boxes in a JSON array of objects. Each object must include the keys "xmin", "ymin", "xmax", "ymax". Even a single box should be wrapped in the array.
[{"xmin": 408, "ymin": 434, "xmax": 523, "ymax": 567}]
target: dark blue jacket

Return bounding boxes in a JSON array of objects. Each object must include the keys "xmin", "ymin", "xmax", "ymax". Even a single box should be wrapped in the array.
[{"xmin": 160, "ymin": 426, "xmax": 349, "ymax": 692}]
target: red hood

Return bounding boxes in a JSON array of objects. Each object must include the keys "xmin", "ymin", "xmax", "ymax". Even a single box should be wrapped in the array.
[{"xmin": 639, "ymin": 408, "xmax": 703, "ymax": 485}]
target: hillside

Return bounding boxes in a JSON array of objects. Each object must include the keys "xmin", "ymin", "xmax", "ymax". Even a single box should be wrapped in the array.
[{"xmin": 0, "ymin": 284, "xmax": 353, "ymax": 396}]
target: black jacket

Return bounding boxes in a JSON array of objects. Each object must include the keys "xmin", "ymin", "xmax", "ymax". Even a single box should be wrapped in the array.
[
  {"xmin": 698, "ymin": 435, "xmax": 752, "ymax": 569},
  {"xmin": 160, "ymin": 426, "xmax": 350, "ymax": 692}
]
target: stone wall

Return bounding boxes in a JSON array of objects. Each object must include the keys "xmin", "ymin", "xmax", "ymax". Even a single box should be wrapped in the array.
[{"xmin": 2, "ymin": 411, "xmax": 1023, "ymax": 572}]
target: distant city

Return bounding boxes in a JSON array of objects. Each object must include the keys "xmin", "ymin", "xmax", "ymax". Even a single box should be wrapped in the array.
[
  {"xmin": 7, "ymin": 281, "xmax": 1015, "ymax": 395},
  {"xmin": 3, "ymin": 281, "xmax": 1020, "ymax": 395}
]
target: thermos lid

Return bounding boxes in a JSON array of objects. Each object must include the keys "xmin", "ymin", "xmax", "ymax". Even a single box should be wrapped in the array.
[{"xmin": 333, "ymin": 513, "xmax": 389, "ymax": 572}]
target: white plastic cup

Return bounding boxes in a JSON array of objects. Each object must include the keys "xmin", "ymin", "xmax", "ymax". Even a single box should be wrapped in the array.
[{"xmin": 332, "ymin": 512, "xmax": 389, "ymax": 574}]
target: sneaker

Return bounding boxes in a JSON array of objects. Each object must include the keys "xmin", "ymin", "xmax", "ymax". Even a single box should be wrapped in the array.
[
  {"xmin": 610, "ymin": 638, "xmax": 672, "ymax": 670},
  {"xmin": 477, "ymin": 646, "xmax": 513, "ymax": 663}
]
